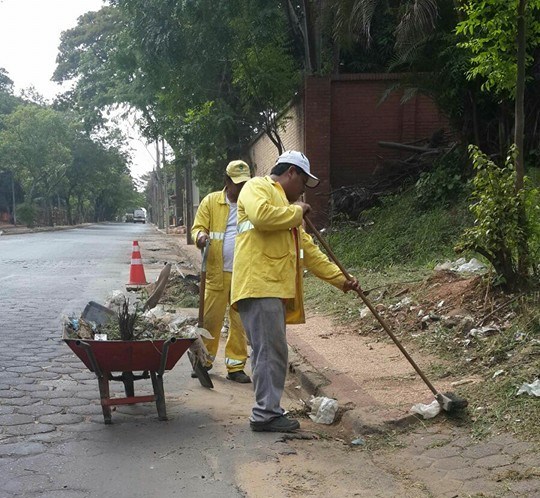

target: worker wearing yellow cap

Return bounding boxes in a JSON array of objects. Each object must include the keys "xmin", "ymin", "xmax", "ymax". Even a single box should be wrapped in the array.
[{"xmin": 191, "ymin": 160, "xmax": 252, "ymax": 383}]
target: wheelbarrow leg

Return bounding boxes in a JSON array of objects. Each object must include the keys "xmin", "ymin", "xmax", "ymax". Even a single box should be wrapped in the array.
[
  {"xmin": 150, "ymin": 371, "xmax": 167, "ymax": 421},
  {"xmin": 75, "ymin": 340, "xmax": 112, "ymax": 424},
  {"xmin": 98, "ymin": 375, "xmax": 112, "ymax": 424}
]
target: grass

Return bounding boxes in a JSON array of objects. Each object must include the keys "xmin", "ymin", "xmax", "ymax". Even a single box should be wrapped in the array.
[
  {"xmin": 325, "ymin": 187, "xmax": 472, "ymax": 270},
  {"xmin": 304, "ymin": 187, "xmax": 540, "ymax": 442}
]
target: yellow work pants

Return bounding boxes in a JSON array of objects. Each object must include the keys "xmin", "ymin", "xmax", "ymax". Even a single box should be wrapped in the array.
[{"xmin": 202, "ymin": 271, "xmax": 248, "ymax": 373}]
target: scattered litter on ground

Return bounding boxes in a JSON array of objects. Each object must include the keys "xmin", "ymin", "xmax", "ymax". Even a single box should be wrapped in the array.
[
  {"xmin": 410, "ymin": 400, "xmax": 441, "ymax": 419},
  {"xmin": 468, "ymin": 326, "xmax": 500, "ymax": 338},
  {"xmin": 308, "ymin": 396, "xmax": 339, "ymax": 424},
  {"xmin": 350, "ymin": 437, "xmax": 365, "ymax": 446},
  {"xmin": 516, "ymin": 379, "xmax": 540, "ymax": 397},
  {"xmin": 450, "ymin": 379, "xmax": 475, "ymax": 387},
  {"xmin": 434, "ymin": 257, "xmax": 487, "ymax": 274}
]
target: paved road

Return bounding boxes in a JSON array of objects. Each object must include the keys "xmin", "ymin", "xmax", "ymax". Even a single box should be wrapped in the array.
[{"xmin": 0, "ymin": 224, "xmax": 255, "ymax": 497}]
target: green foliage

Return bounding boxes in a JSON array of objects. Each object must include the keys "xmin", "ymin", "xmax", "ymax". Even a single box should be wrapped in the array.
[
  {"xmin": 0, "ymin": 105, "xmax": 72, "ymax": 201},
  {"xmin": 230, "ymin": 0, "xmax": 300, "ymax": 148},
  {"xmin": 55, "ymin": 0, "xmax": 305, "ymax": 183},
  {"xmin": 15, "ymin": 202, "xmax": 37, "ymax": 227},
  {"xmin": 456, "ymin": 0, "xmax": 540, "ymax": 96},
  {"xmin": 327, "ymin": 188, "xmax": 472, "ymax": 269},
  {"xmin": 415, "ymin": 149, "xmax": 469, "ymax": 209},
  {"xmin": 457, "ymin": 145, "xmax": 540, "ymax": 283}
]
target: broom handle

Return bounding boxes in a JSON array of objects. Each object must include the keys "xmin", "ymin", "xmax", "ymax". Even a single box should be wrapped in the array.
[
  {"xmin": 198, "ymin": 240, "xmax": 210, "ymax": 328},
  {"xmin": 304, "ymin": 216, "xmax": 439, "ymax": 396}
]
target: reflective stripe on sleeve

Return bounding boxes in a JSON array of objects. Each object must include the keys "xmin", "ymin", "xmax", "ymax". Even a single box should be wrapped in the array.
[
  {"xmin": 209, "ymin": 231, "xmax": 225, "ymax": 240},
  {"xmin": 237, "ymin": 220, "xmax": 254, "ymax": 233},
  {"xmin": 299, "ymin": 249, "xmax": 304, "ymax": 259}
]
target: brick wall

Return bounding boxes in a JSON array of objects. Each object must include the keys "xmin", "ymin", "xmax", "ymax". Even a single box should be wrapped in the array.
[
  {"xmin": 304, "ymin": 77, "xmax": 332, "ymax": 225},
  {"xmin": 327, "ymin": 74, "xmax": 448, "ymax": 188},
  {"xmin": 244, "ymin": 73, "xmax": 449, "ymax": 226}
]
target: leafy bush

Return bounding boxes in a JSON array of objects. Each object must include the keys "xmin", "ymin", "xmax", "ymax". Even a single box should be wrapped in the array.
[
  {"xmin": 16, "ymin": 202, "xmax": 37, "ymax": 227},
  {"xmin": 457, "ymin": 145, "xmax": 540, "ymax": 287},
  {"xmin": 415, "ymin": 148, "xmax": 469, "ymax": 209}
]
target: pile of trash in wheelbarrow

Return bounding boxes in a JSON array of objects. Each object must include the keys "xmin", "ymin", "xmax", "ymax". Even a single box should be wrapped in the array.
[{"xmin": 62, "ymin": 263, "xmax": 212, "ymax": 424}]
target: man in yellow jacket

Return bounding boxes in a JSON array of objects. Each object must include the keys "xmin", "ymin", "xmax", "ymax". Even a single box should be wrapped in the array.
[
  {"xmin": 231, "ymin": 150, "xmax": 360, "ymax": 432},
  {"xmin": 192, "ymin": 160, "xmax": 252, "ymax": 383}
]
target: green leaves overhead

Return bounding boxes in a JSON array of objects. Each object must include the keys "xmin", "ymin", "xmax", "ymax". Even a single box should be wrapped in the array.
[
  {"xmin": 456, "ymin": 0, "xmax": 540, "ymax": 95},
  {"xmin": 0, "ymin": 105, "xmax": 72, "ymax": 200}
]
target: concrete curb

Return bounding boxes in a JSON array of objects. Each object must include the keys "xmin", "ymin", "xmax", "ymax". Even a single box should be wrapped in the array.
[
  {"xmin": 0, "ymin": 223, "xmax": 93, "ymax": 236},
  {"xmin": 288, "ymin": 345, "xmax": 422, "ymax": 437}
]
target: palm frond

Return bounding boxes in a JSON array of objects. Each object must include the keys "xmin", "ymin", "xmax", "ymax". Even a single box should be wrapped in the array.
[
  {"xmin": 350, "ymin": 0, "xmax": 379, "ymax": 45},
  {"xmin": 395, "ymin": 0, "xmax": 439, "ymax": 51},
  {"xmin": 330, "ymin": 0, "xmax": 382, "ymax": 47}
]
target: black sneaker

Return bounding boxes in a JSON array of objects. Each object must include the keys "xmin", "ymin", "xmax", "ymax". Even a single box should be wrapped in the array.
[
  {"xmin": 226, "ymin": 370, "xmax": 252, "ymax": 384},
  {"xmin": 250, "ymin": 415, "xmax": 300, "ymax": 433}
]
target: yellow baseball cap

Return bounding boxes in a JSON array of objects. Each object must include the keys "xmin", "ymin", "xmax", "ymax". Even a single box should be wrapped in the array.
[{"xmin": 226, "ymin": 160, "xmax": 251, "ymax": 184}]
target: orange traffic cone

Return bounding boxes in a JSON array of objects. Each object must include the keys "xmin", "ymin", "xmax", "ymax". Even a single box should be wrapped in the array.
[{"xmin": 126, "ymin": 240, "xmax": 148, "ymax": 289}]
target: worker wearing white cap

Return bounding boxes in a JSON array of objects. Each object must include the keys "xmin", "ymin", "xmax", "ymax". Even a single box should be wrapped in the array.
[{"xmin": 231, "ymin": 150, "xmax": 360, "ymax": 432}]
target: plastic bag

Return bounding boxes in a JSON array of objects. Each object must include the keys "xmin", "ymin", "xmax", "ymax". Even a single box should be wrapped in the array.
[
  {"xmin": 309, "ymin": 396, "xmax": 338, "ymax": 424},
  {"xmin": 516, "ymin": 379, "xmax": 540, "ymax": 397},
  {"xmin": 410, "ymin": 400, "xmax": 441, "ymax": 419}
]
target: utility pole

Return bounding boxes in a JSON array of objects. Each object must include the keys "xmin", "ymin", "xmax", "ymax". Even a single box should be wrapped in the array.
[
  {"xmin": 175, "ymin": 158, "xmax": 184, "ymax": 226},
  {"xmin": 11, "ymin": 171, "xmax": 17, "ymax": 225},
  {"xmin": 155, "ymin": 139, "xmax": 163, "ymax": 229},
  {"xmin": 185, "ymin": 153, "xmax": 194, "ymax": 245},
  {"xmin": 161, "ymin": 138, "xmax": 169, "ymax": 233}
]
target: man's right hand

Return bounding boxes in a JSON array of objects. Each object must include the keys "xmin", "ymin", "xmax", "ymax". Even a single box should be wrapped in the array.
[
  {"xmin": 296, "ymin": 202, "xmax": 311, "ymax": 217},
  {"xmin": 196, "ymin": 232, "xmax": 209, "ymax": 249}
]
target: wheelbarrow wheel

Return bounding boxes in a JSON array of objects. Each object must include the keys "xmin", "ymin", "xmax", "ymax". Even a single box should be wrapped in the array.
[{"xmin": 122, "ymin": 371, "xmax": 135, "ymax": 397}]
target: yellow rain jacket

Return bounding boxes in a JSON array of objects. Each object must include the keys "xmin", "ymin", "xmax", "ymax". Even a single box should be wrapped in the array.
[
  {"xmin": 191, "ymin": 188, "xmax": 230, "ymax": 291},
  {"xmin": 231, "ymin": 176, "xmax": 347, "ymax": 324}
]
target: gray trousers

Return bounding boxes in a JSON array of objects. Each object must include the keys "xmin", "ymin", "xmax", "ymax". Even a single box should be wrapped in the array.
[{"xmin": 237, "ymin": 298, "xmax": 287, "ymax": 423}]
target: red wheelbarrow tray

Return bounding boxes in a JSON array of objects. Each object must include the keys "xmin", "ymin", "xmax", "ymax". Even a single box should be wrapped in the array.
[
  {"xmin": 64, "ymin": 335, "xmax": 195, "ymax": 424},
  {"xmin": 64, "ymin": 336, "xmax": 193, "ymax": 373}
]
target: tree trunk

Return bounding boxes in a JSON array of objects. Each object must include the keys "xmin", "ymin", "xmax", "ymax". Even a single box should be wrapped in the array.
[
  {"xmin": 185, "ymin": 155, "xmax": 194, "ymax": 245},
  {"xmin": 515, "ymin": 0, "xmax": 530, "ymax": 279},
  {"xmin": 175, "ymin": 155, "xmax": 184, "ymax": 226},
  {"xmin": 515, "ymin": 0, "xmax": 527, "ymax": 190}
]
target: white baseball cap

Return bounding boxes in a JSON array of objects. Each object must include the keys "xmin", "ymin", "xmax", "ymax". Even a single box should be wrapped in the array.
[{"xmin": 275, "ymin": 150, "xmax": 320, "ymax": 188}]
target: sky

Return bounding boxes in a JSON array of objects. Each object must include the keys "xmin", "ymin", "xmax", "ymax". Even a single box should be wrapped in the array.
[{"xmin": 0, "ymin": 0, "xmax": 156, "ymax": 179}]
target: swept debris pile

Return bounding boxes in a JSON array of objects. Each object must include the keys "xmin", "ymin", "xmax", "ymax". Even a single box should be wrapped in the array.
[
  {"xmin": 63, "ymin": 267, "xmax": 205, "ymax": 343},
  {"xmin": 63, "ymin": 303, "xmax": 205, "ymax": 342}
]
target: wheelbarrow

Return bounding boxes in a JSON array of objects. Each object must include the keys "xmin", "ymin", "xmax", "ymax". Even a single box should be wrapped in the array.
[
  {"xmin": 64, "ymin": 264, "xmax": 195, "ymax": 424},
  {"xmin": 64, "ymin": 334, "xmax": 194, "ymax": 424}
]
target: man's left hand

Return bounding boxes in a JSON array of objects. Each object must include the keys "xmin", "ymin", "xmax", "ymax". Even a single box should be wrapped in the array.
[{"xmin": 343, "ymin": 277, "xmax": 361, "ymax": 293}]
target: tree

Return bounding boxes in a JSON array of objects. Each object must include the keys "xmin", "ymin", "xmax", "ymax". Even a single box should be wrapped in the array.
[
  {"xmin": 0, "ymin": 105, "xmax": 72, "ymax": 207},
  {"xmin": 456, "ymin": 0, "xmax": 540, "ymax": 184},
  {"xmin": 456, "ymin": 0, "xmax": 540, "ymax": 286}
]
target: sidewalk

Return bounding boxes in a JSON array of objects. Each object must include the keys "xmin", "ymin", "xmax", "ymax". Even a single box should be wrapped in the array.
[
  {"xmin": 0, "ymin": 223, "xmax": 91, "ymax": 236},
  {"xmin": 174, "ymin": 228, "xmax": 540, "ymax": 498}
]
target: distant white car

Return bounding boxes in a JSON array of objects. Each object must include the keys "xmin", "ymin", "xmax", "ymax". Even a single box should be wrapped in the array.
[{"xmin": 133, "ymin": 209, "xmax": 146, "ymax": 223}]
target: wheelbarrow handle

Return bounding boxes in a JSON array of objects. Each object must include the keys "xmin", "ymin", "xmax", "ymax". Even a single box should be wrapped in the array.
[{"xmin": 304, "ymin": 216, "xmax": 439, "ymax": 397}]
